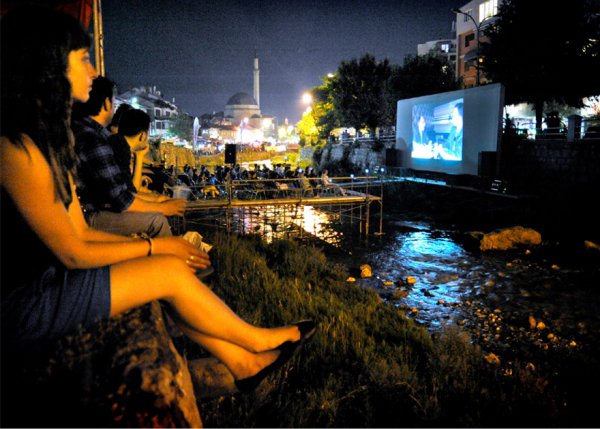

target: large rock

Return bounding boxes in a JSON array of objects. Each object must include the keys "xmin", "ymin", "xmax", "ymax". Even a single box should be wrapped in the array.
[
  {"xmin": 2, "ymin": 301, "xmax": 203, "ymax": 427},
  {"xmin": 479, "ymin": 226, "xmax": 542, "ymax": 251}
]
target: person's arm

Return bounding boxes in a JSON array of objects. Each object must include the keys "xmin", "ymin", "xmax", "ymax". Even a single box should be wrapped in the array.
[
  {"xmin": 81, "ymin": 138, "xmax": 186, "ymax": 216},
  {"xmin": 131, "ymin": 144, "xmax": 149, "ymax": 191},
  {"xmin": 136, "ymin": 191, "xmax": 170, "ymax": 203},
  {"xmin": 1, "ymin": 136, "xmax": 208, "ymax": 270},
  {"xmin": 127, "ymin": 194, "xmax": 187, "ymax": 216}
]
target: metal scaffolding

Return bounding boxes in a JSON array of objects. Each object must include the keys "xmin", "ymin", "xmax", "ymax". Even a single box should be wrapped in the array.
[{"xmin": 176, "ymin": 176, "xmax": 383, "ymax": 243}]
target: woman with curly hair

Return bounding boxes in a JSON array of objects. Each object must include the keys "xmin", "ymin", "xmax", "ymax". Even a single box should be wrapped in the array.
[{"xmin": 1, "ymin": 5, "xmax": 315, "ymax": 396}]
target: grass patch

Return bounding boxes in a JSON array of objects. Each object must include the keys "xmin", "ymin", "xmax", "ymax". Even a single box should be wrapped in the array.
[{"xmin": 194, "ymin": 232, "xmax": 574, "ymax": 427}]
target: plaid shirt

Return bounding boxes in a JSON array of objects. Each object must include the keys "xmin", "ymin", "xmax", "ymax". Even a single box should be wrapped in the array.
[{"xmin": 73, "ymin": 117, "xmax": 134, "ymax": 214}]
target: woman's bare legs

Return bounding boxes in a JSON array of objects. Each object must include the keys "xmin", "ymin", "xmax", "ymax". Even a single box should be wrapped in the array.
[
  {"xmin": 109, "ymin": 255, "xmax": 301, "ymax": 354},
  {"xmin": 176, "ymin": 323, "xmax": 280, "ymax": 380}
]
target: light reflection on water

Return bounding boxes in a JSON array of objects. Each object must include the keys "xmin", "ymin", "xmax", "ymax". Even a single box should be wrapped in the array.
[
  {"xmin": 233, "ymin": 205, "xmax": 344, "ymax": 246},
  {"xmin": 365, "ymin": 227, "xmax": 478, "ymax": 330}
]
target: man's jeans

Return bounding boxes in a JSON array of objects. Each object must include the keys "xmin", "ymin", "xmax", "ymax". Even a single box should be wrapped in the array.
[{"xmin": 88, "ymin": 211, "xmax": 172, "ymax": 238}]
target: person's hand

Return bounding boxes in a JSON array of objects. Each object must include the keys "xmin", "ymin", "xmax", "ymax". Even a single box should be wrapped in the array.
[
  {"xmin": 154, "ymin": 236, "xmax": 211, "ymax": 272},
  {"xmin": 159, "ymin": 198, "xmax": 187, "ymax": 216},
  {"xmin": 133, "ymin": 142, "xmax": 150, "ymax": 155}
]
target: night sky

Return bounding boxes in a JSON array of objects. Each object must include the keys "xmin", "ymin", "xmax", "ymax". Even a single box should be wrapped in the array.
[{"xmin": 102, "ymin": 0, "xmax": 459, "ymax": 123}]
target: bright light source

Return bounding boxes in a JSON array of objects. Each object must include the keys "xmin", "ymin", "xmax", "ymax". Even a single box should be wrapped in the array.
[
  {"xmin": 365, "ymin": 169, "xmax": 369, "ymax": 174},
  {"xmin": 327, "ymin": 73, "xmax": 335, "ymax": 78},
  {"xmin": 302, "ymin": 93, "xmax": 313, "ymax": 104},
  {"xmin": 243, "ymin": 117, "xmax": 249, "ymax": 124}
]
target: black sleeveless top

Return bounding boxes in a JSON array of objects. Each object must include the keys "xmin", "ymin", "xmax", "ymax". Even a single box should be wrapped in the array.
[{"xmin": 1, "ymin": 186, "xmax": 70, "ymax": 299}]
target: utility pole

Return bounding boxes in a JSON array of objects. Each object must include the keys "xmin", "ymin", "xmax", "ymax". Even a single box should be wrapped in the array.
[{"xmin": 93, "ymin": 0, "xmax": 105, "ymax": 76}]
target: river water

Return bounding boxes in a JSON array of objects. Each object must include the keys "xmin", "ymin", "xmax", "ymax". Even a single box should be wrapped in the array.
[
  {"xmin": 187, "ymin": 191, "xmax": 600, "ymax": 375},
  {"xmin": 335, "ymin": 217, "xmax": 600, "ymax": 363}
]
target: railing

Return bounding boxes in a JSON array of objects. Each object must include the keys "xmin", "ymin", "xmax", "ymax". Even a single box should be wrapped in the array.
[
  {"xmin": 339, "ymin": 135, "xmax": 396, "ymax": 145},
  {"xmin": 509, "ymin": 116, "xmax": 600, "ymax": 141},
  {"xmin": 169, "ymin": 176, "xmax": 383, "ymax": 203}
]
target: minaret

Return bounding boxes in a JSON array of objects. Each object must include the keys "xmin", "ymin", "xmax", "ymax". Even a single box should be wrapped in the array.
[{"xmin": 253, "ymin": 51, "xmax": 260, "ymax": 108}]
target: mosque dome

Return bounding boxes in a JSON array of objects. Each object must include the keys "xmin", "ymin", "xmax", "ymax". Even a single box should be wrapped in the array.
[
  {"xmin": 224, "ymin": 91, "xmax": 261, "ymax": 123},
  {"xmin": 226, "ymin": 92, "xmax": 257, "ymax": 106}
]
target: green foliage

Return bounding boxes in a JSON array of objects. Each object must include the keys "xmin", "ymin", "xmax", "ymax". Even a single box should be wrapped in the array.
[
  {"xmin": 168, "ymin": 112, "xmax": 194, "ymax": 141},
  {"xmin": 195, "ymin": 233, "xmax": 557, "ymax": 427},
  {"xmin": 329, "ymin": 54, "xmax": 393, "ymax": 133},
  {"xmin": 390, "ymin": 55, "xmax": 459, "ymax": 101},
  {"xmin": 482, "ymin": 0, "xmax": 600, "ymax": 128}
]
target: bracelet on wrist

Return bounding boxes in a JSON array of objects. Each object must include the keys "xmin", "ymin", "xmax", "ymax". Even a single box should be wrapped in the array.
[{"xmin": 140, "ymin": 234, "xmax": 153, "ymax": 256}]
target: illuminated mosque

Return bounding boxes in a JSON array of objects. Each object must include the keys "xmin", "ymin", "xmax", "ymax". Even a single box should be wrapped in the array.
[{"xmin": 200, "ymin": 54, "xmax": 276, "ymax": 144}]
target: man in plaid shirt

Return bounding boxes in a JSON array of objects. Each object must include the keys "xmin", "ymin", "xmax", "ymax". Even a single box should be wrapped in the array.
[{"xmin": 73, "ymin": 76, "xmax": 186, "ymax": 237}]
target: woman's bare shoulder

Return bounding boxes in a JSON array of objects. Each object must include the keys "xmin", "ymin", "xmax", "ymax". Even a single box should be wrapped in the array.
[{"xmin": 1, "ymin": 134, "xmax": 51, "ymax": 178}]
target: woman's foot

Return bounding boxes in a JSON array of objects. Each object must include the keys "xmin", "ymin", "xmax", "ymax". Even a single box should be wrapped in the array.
[
  {"xmin": 234, "ymin": 340, "xmax": 303, "ymax": 393},
  {"xmin": 253, "ymin": 320, "xmax": 316, "ymax": 352}
]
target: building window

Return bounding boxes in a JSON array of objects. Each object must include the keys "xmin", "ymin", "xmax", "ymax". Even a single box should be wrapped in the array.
[
  {"xmin": 465, "ymin": 33, "xmax": 475, "ymax": 47},
  {"xmin": 441, "ymin": 43, "xmax": 450, "ymax": 53},
  {"xmin": 463, "ymin": 9, "xmax": 473, "ymax": 22},
  {"xmin": 155, "ymin": 108, "xmax": 160, "ymax": 117},
  {"xmin": 479, "ymin": 0, "xmax": 498, "ymax": 22}
]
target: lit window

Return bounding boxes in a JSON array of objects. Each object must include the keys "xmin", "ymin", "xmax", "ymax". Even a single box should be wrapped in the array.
[
  {"xmin": 479, "ymin": 0, "xmax": 498, "ymax": 22},
  {"xmin": 441, "ymin": 43, "xmax": 450, "ymax": 53}
]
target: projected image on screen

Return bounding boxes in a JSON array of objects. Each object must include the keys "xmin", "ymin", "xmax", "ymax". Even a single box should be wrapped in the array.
[{"xmin": 412, "ymin": 98, "xmax": 464, "ymax": 161}]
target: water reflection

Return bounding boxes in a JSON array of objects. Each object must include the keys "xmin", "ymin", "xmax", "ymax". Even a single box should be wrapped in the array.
[
  {"xmin": 345, "ymin": 219, "xmax": 600, "ymax": 367},
  {"xmin": 232, "ymin": 205, "xmax": 344, "ymax": 246},
  {"xmin": 366, "ymin": 228, "xmax": 476, "ymax": 329}
]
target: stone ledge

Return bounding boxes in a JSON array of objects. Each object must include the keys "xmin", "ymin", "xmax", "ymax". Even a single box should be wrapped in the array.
[{"xmin": 2, "ymin": 301, "xmax": 207, "ymax": 427}]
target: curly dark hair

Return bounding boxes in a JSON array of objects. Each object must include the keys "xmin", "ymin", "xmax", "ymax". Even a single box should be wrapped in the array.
[{"xmin": 1, "ymin": 5, "xmax": 91, "ymax": 204}]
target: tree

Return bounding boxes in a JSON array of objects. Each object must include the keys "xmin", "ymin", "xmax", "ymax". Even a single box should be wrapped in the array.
[
  {"xmin": 168, "ymin": 112, "xmax": 194, "ymax": 141},
  {"xmin": 329, "ymin": 54, "xmax": 392, "ymax": 135},
  {"xmin": 390, "ymin": 54, "xmax": 459, "ymax": 101},
  {"xmin": 481, "ymin": 0, "xmax": 600, "ymax": 130},
  {"xmin": 313, "ymin": 76, "xmax": 342, "ymax": 140},
  {"xmin": 296, "ymin": 106, "xmax": 318, "ymax": 146}
]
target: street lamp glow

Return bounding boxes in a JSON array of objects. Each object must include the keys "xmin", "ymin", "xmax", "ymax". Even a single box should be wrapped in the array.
[{"xmin": 302, "ymin": 93, "xmax": 313, "ymax": 105}]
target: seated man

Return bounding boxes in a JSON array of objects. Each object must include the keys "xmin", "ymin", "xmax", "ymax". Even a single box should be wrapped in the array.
[{"xmin": 73, "ymin": 76, "xmax": 186, "ymax": 237}]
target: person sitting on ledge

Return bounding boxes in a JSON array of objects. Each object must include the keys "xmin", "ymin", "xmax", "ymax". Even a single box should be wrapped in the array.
[
  {"xmin": 321, "ymin": 169, "xmax": 347, "ymax": 196},
  {"xmin": 0, "ymin": 5, "xmax": 316, "ymax": 397},
  {"xmin": 73, "ymin": 75, "xmax": 185, "ymax": 238}
]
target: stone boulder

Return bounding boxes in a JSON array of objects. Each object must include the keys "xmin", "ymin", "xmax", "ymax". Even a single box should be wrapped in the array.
[
  {"xmin": 2, "ymin": 301, "xmax": 206, "ymax": 427},
  {"xmin": 479, "ymin": 226, "xmax": 542, "ymax": 251}
]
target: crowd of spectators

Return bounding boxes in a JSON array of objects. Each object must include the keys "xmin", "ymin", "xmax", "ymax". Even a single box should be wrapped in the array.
[{"xmin": 145, "ymin": 162, "xmax": 348, "ymax": 200}]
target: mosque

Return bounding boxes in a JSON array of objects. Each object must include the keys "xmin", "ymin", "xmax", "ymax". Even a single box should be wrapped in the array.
[{"xmin": 200, "ymin": 55, "xmax": 276, "ymax": 145}]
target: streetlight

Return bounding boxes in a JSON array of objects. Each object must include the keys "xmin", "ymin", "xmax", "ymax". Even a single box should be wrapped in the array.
[
  {"xmin": 301, "ymin": 92, "xmax": 315, "ymax": 146},
  {"xmin": 452, "ymin": 8, "xmax": 494, "ymax": 86}
]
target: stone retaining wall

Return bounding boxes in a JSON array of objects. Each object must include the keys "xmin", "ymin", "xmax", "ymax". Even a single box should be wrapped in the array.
[{"xmin": 500, "ymin": 139, "xmax": 600, "ymax": 193}]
